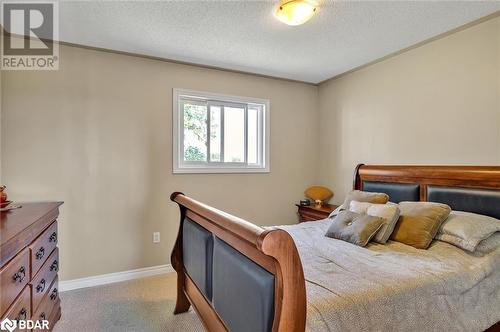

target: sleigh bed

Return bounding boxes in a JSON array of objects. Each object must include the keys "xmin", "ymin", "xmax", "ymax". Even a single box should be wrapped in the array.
[{"xmin": 170, "ymin": 164, "xmax": 500, "ymax": 332}]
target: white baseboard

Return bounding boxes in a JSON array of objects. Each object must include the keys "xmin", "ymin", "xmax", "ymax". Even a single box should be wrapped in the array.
[{"xmin": 59, "ymin": 264, "xmax": 174, "ymax": 292}]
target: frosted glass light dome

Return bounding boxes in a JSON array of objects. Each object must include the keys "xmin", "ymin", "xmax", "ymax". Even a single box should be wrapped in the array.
[{"xmin": 275, "ymin": 0, "xmax": 319, "ymax": 26}]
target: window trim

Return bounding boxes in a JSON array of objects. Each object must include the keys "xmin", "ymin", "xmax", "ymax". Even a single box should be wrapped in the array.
[{"xmin": 173, "ymin": 88, "xmax": 270, "ymax": 174}]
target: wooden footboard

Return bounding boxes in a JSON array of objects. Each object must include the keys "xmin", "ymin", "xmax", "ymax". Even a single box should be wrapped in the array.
[{"xmin": 170, "ymin": 192, "xmax": 306, "ymax": 332}]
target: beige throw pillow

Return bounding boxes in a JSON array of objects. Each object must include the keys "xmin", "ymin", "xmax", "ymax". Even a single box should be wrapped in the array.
[
  {"xmin": 391, "ymin": 202, "xmax": 451, "ymax": 249},
  {"xmin": 349, "ymin": 201, "xmax": 400, "ymax": 244},
  {"xmin": 436, "ymin": 211, "xmax": 500, "ymax": 252},
  {"xmin": 341, "ymin": 190, "xmax": 389, "ymax": 212},
  {"xmin": 325, "ymin": 211, "xmax": 384, "ymax": 247}
]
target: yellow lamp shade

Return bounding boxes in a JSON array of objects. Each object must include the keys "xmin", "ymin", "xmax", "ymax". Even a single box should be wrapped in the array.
[
  {"xmin": 305, "ymin": 186, "xmax": 333, "ymax": 203},
  {"xmin": 275, "ymin": 0, "xmax": 319, "ymax": 26}
]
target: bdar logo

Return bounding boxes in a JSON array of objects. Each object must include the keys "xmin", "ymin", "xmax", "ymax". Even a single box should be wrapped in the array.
[{"xmin": 0, "ymin": 318, "xmax": 17, "ymax": 332}]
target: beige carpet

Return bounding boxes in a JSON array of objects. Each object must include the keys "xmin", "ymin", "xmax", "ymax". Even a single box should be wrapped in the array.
[{"xmin": 54, "ymin": 273, "xmax": 205, "ymax": 332}]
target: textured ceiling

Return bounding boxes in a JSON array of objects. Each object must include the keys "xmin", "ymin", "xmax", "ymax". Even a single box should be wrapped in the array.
[{"xmin": 59, "ymin": 1, "xmax": 500, "ymax": 83}]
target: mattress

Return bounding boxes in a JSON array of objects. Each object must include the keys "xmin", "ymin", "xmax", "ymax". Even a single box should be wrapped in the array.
[{"xmin": 276, "ymin": 219, "xmax": 500, "ymax": 332}]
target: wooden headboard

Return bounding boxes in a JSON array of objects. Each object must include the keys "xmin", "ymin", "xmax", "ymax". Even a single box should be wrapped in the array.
[{"xmin": 353, "ymin": 164, "xmax": 500, "ymax": 218}]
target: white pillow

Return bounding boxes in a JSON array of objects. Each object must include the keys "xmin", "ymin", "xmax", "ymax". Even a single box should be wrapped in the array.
[
  {"xmin": 435, "ymin": 211, "xmax": 500, "ymax": 252},
  {"xmin": 349, "ymin": 201, "xmax": 400, "ymax": 244}
]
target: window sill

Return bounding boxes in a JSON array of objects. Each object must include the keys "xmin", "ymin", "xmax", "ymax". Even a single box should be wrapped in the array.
[{"xmin": 173, "ymin": 167, "xmax": 270, "ymax": 174}]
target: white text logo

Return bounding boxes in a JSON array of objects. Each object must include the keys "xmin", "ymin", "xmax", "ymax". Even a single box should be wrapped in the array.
[{"xmin": 0, "ymin": 318, "xmax": 49, "ymax": 331}]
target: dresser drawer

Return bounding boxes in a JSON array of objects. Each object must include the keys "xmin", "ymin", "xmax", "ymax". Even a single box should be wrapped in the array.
[
  {"xmin": 46, "ymin": 276, "xmax": 59, "ymax": 310},
  {"xmin": 299, "ymin": 215, "xmax": 318, "ymax": 222},
  {"xmin": 33, "ymin": 277, "xmax": 60, "ymax": 331},
  {"xmin": 299, "ymin": 209, "xmax": 328, "ymax": 220},
  {"xmin": 1, "ymin": 286, "xmax": 31, "ymax": 332},
  {"xmin": 31, "ymin": 248, "xmax": 59, "ymax": 312},
  {"xmin": 0, "ymin": 248, "xmax": 30, "ymax": 315},
  {"xmin": 47, "ymin": 300, "xmax": 61, "ymax": 332},
  {"xmin": 30, "ymin": 222, "xmax": 58, "ymax": 278}
]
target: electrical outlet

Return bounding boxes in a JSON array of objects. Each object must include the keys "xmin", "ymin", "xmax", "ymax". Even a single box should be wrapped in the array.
[{"xmin": 153, "ymin": 232, "xmax": 160, "ymax": 243}]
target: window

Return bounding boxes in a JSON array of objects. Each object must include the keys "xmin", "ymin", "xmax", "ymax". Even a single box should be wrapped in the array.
[{"xmin": 173, "ymin": 89, "xmax": 270, "ymax": 173}]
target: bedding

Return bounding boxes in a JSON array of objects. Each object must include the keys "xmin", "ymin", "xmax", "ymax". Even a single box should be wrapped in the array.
[
  {"xmin": 276, "ymin": 219, "xmax": 500, "ymax": 332},
  {"xmin": 436, "ymin": 211, "xmax": 500, "ymax": 252},
  {"xmin": 348, "ymin": 201, "xmax": 400, "ymax": 244}
]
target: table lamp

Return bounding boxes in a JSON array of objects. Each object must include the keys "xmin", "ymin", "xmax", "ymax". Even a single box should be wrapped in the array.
[{"xmin": 305, "ymin": 186, "xmax": 333, "ymax": 206}]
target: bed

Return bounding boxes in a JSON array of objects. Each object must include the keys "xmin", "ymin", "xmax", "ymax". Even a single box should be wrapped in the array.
[{"xmin": 170, "ymin": 164, "xmax": 500, "ymax": 332}]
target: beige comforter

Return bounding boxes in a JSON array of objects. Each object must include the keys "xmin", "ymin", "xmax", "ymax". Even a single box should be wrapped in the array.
[{"xmin": 277, "ymin": 219, "xmax": 500, "ymax": 332}]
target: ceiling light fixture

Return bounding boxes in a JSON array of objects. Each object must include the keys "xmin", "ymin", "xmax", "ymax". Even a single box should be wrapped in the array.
[{"xmin": 275, "ymin": 0, "xmax": 319, "ymax": 26}]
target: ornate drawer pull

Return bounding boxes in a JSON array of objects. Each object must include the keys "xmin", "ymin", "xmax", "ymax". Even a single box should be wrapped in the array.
[
  {"xmin": 50, "ymin": 288, "xmax": 58, "ymax": 300},
  {"xmin": 12, "ymin": 266, "xmax": 26, "ymax": 284},
  {"xmin": 49, "ymin": 232, "xmax": 57, "ymax": 243},
  {"xmin": 15, "ymin": 308, "xmax": 27, "ymax": 321},
  {"xmin": 50, "ymin": 260, "xmax": 59, "ymax": 272},
  {"xmin": 35, "ymin": 247, "xmax": 45, "ymax": 260},
  {"xmin": 36, "ymin": 278, "xmax": 46, "ymax": 293}
]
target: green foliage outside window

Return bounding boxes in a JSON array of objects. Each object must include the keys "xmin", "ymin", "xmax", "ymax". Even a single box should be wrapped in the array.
[
  {"xmin": 184, "ymin": 146, "xmax": 206, "ymax": 161},
  {"xmin": 183, "ymin": 103, "xmax": 220, "ymax": 162}
]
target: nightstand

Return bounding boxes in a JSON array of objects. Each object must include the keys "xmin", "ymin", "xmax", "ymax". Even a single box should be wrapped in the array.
[{"xmin": 295, "ymin": 203, "xmax": 338, "ymax": 222}]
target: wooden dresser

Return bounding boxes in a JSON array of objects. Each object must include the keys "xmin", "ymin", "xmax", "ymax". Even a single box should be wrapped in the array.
[{"xmin": 0, "ymin": 202, "xmax": 63, "ymax": 331}]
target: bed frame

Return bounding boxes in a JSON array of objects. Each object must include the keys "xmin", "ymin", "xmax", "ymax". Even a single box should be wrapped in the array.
[{"xmin": 171, "ymin": 164, "xmax": 500, "ymax": 332}]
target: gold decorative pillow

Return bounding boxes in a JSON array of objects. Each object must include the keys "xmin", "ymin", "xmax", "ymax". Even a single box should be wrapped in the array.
[
  {"xmin": 341, "ymin": 190, "xmax": 389, "ymax": 211},
  {"xmin": 325, "ymin": 211, "xmax": 384, "ymax": 247},
  {"xmin": 391, "ymin": 202, "xmax": 451, "ymax": 249}
]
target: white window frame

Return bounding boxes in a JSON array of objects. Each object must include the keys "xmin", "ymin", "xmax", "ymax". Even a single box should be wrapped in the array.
[{"xmin": 173, "ymin": 88, "xmax": 270, "ymax": 174}]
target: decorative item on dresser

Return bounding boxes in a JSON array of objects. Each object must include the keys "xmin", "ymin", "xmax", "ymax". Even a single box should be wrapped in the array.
[
  {"xmin": 295, "ymin": 203, "xmax": 338, "ymax": 222},
  {"xmin": 0, "ymin": 202, "xmax": 63, "ymax": 331},
  {"xmin": 0, "ymin": 185, "xmax": 7, "ymax": 204}
]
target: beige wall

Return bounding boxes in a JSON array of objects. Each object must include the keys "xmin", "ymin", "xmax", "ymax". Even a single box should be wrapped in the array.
[
  {"xmin": 318, "ymin": 16, "xmax": 500, "ymax": 206},
  {"xmin": 1, "ymin": 45, "xmax": 319, "ymax": 280}
]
